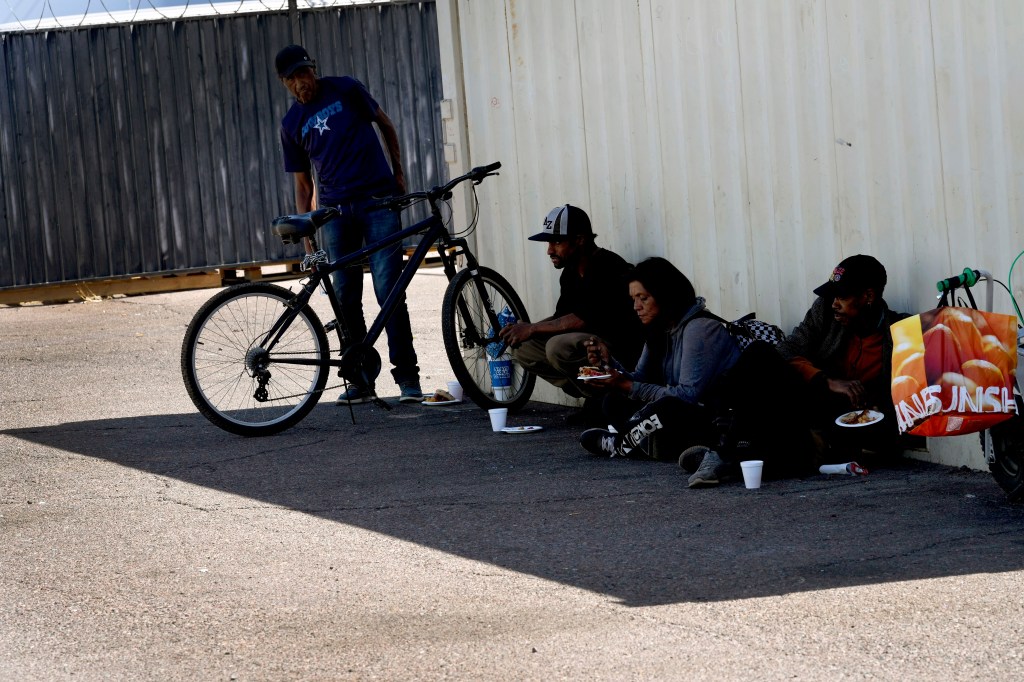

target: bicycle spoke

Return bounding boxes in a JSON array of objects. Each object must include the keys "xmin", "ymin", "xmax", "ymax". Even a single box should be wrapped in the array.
[{"xmin": 183, "ymin": 285, "xmax": 329, "ymax": 434}]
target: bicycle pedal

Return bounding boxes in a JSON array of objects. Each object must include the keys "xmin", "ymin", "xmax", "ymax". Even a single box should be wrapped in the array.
[
  {"xmin": 324, "ymin": 320, "xmax": 338, "ymax": 332},
  {"xmin": 372, "ymin": 397, "xmax": 392, "ymax": 411}
]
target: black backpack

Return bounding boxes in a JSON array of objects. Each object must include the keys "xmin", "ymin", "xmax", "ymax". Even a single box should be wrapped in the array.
[{"xmin": 697, "ymin": 311, "xmax": 786, "ymax": 350}]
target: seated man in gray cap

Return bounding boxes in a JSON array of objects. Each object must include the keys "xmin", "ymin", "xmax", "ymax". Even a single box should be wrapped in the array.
[{"xmin": 498, "ymin": 204, "xmax": 643, "ymax": 425}]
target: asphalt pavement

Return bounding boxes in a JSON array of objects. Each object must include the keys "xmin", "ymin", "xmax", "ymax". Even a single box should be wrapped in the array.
[{"xmin": 3, "ymin": 268, "xmax": 1024, "ymax": 681}]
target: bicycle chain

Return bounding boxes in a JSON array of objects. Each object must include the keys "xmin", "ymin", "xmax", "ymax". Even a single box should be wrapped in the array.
[{"xmin": 247, "ymin": 350, "xmax": 365, "ymax": 403}]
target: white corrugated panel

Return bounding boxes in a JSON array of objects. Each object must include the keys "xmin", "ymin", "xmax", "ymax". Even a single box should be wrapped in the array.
[{"xmin": 441, "ymin": 0, "xmax": 1024, "ymax": 464}]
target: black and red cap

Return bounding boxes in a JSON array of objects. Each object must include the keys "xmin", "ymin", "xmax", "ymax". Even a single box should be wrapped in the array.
[{"xmin": 813, "ymin": 254, "xmax": 887, "ymax": 298}]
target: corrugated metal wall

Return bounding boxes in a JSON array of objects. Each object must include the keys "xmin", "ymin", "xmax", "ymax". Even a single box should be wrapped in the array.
[
  {"xmin": 445, "ymin": 0, "xmax": 1023, "ymax": 464},
  {"xmin": 450, "ymin": 0, "xmax": 1023, "ymax": 331},
  {"xmin": 0, "ymin": 2, "xmax": 444, "ymax": 290}
]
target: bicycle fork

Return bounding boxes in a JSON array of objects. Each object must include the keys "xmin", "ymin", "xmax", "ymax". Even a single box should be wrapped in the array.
[{"xmin": 439, "ymin": 239, "xmax": 506, "ymax": 352}]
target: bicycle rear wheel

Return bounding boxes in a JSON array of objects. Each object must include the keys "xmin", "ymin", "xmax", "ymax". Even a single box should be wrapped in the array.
[
  {"xmin": 986, "ymin": 396, "xmax": 1024, "ymax": 503},
  {"xmin": 441, "ymin": 267, "xmax": 535, "ymax": 411},
  {"xmin": 181, "ymin": 282, "xmax": 329, "ymax": 436}
]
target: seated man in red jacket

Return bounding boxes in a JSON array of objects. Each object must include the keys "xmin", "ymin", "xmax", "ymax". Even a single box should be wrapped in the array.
[{"xmin": 777, "ymin": 254, "xmax": 911, "ymax": 464}]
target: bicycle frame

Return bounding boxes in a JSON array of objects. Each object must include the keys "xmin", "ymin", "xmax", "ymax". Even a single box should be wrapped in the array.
[
  {"xmin": 182, "ymin": 161, "xmax": 536, "ymax": 435},
  {"xmin": 258, "ymin": 189, "xmax": 503, "ymax": 379}
]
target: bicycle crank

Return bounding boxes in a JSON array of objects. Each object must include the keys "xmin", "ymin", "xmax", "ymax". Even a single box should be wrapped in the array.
[{"xmin": 339, "ymin": 342, "xmax": 382, "ymax": 388}]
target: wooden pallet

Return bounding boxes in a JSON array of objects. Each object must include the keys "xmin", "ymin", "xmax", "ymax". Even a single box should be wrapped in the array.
[
  {"xmin": 0, "ymin": 261, "xmax": 303, "ymax": 306},
  {"xmin": 0, "ymin": 250, "xmax": 441, "ymax": 306},
  {"xmin": 218, "ymin": 260, "xmax": 306, "ymax": 286}
]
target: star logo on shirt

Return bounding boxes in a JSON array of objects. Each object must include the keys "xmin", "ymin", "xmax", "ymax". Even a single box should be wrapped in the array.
[{"xmin": 313, "ymin": 115, "xmax": 330, "ymax": 134}]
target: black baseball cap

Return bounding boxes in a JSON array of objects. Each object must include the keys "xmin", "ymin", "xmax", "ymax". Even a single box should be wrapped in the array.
[
  {"xmin": 275, "ymin": 44, "xmax": 315, "ymax": 78},
  {"xmin": 813, "ymin": 254, "xmax": 887, "ymax": 298},
  {"xmin": 528, "ymin": 204, "xmax": 596, "ymax": 242}
]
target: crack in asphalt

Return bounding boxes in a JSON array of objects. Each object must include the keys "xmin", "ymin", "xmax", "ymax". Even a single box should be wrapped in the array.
[{"xmin": 155, "ymin": 439, "xmax": 328, "ymax": 475}]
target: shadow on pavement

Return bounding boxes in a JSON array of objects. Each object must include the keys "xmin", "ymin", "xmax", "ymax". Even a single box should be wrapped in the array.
[{"xmin": 7, "ymin": 401, "xmax": 1024, "ymax": 607}]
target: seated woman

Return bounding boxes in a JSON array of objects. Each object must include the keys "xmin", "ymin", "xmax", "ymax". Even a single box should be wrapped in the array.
[{"xmin": 577, "ymin": 257, "xmax": 742, "ymax": 483}]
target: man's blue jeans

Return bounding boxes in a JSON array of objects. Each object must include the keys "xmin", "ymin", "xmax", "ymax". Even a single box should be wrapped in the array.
[{"xmin": 320, "ymin": 198, "xmax": 419, "ymax": 387}]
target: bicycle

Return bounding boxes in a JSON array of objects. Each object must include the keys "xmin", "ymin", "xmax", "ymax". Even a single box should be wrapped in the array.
[
  {"xmin": 936, "ymin": 263, "xmax": 1024, "ymax": 502},
  {"xmin": 180, "ymin": 162, "xmax": 536, "ymax": 436}
]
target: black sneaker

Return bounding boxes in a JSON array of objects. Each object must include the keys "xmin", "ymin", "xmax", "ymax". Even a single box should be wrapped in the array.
[{"xmin": 579, "ymin": 428, "xmax": 620, "ymax": 457}]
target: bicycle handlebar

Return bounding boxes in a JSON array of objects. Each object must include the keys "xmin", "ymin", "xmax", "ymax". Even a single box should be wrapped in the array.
[
  {"xmin": 374, "ymin": 161, "xmax": 502, "ymax": 212},
  {"xmin": 936, "ymin": 267, "xmax": 982, "ymax": 293}
]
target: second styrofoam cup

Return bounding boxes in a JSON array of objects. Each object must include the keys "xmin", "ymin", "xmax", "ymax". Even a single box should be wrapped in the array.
[
  {"xmin": 488, "ymin": 408, "xmax": 508, "ymax": 432},
  {"xmin": 446, "ymin": 380, "xmax": 464, "ymax": 401},
  {"xmin": 740, "ymin": 460, "xmax": 764, "ymax": 489}
]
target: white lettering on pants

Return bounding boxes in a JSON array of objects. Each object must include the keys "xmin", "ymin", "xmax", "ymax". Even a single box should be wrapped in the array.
[{"xmin": 628, "ymin": 413, "xmax": 663, "ymax": 445}]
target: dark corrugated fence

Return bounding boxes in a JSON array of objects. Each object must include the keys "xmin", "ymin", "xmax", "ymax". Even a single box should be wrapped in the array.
[{"xmin": 0, "ymin": 3, "xmax": 443, "ymax": 290}]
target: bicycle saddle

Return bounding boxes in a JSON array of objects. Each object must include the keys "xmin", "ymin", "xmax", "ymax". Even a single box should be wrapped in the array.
[{"xmin": 270, "ymin": 207, "xmax": 340, "ymax": 244}]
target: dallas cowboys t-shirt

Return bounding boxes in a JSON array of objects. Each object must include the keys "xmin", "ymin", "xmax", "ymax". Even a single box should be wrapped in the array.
[{"xmin": 280, "ymin": 76, "xmax": 397, "ymax": 204}]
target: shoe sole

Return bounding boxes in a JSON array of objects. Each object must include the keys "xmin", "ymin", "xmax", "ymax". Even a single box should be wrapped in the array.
[
  {"xmin": 687, "ymin": 475, "xmax": 720, "ymax": 488},
  {"xmin": 398, "ymin": 396, "xmax": 423, "ymax": 403},
  {"xmin": 335, "ymin": 396, "xmax": 374, "ymax": 405}
]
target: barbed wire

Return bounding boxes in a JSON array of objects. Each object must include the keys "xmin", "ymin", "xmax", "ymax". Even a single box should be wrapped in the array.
[{"xmin": 0, "ymin": 0, "xmax": 397, "ymax": 33}]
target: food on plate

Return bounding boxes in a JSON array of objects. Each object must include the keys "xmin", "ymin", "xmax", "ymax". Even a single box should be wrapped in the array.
[
  {"xmin": 578, "ymin": 366, "xmax": 607, "ymax": 377},
  {"xmin": 840, "ymin": 409, "xmax": 878, "ymax": 425},
  {"xmin": 423, "ymin": 389, "xmax": 456, "ymax": 403}
]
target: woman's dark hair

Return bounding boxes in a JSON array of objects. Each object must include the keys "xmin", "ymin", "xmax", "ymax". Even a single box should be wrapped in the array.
[{"xmin": 627, "ymin": 257, "xmax": 697, "ymax": 327}]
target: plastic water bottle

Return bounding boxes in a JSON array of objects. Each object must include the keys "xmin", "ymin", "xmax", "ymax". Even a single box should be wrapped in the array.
[
  {"xmin": 487, "ymin": 307, "xmax": 517, "ymax": 401},
  {"xmin": 818, "ymin": 462, "xmax": 869, "ymax": 476}
]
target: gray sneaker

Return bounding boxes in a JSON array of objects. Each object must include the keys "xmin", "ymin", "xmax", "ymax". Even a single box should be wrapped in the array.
[
  {"xmin": 398, "ymin": 381, "xmax": 423, "ymax": 403},
  {"xmin": 687, "ymin": 449, "xmax": 725, "ymax": 488},
  {"xmin": 336, "ymin": 384, "xmax": 374, "ymax": 405},
  {"xmin": 678, "ymin": 445, "xmax": 710, "ymax": 474}
]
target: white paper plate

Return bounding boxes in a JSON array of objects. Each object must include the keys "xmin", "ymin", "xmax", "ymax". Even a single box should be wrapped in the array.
[
  {"xmin": 421, "ymin": 399, "xmax": 462, "ymax": 406},
  {"xmin": 502, "ymin": 425, "xmax": 543, "ymax": 434},
  {"xmin": 577, "ymin": 374, "xmax": 612, "ymax": 381},
  {"xmin": 835, "ymin": 410, "xmax": 884, "ymax": 428}
]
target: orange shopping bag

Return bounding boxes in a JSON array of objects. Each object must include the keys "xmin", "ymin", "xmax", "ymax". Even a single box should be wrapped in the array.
[{"xmin": 891, "ymin": 307, "xmax": 1018, "ymax": 436}]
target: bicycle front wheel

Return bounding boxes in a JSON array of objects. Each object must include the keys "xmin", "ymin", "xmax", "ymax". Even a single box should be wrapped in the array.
[
  {"xmin": 181, "ymin": 282, "xmax": 330, "ymax": 436},
  {"xmin": 441, "ymin": 267, "xmax": 536, "ymax": 411}
]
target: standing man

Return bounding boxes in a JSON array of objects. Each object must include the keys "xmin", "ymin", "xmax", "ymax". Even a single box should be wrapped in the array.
[
  {"xmin": 498, "ymin": 204, "xmax": 643, "ymax": 425},
  {"xmin": 276, "ymin": 44, "xmax": 421, "ymax": 404}
]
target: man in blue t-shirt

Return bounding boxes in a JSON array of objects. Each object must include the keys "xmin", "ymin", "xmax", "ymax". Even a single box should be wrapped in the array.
[{"xmin": 276, "ymin": 44, "xmax": 421, "ymax": 404}]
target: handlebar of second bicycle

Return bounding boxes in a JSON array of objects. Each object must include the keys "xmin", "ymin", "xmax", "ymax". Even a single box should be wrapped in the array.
[
  {"xmin": 936, "ymin": 267, "xmax": 982, "ymax": 293},
  {"xmin": 373, "ymin": 161, "xmax": 502, "ymax": 212}
]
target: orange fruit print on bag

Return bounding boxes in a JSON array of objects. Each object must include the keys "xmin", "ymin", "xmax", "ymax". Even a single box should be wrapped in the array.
[{"xmin": 890, "ymin": 307, "xmax": 1018, "ymax": 436}]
